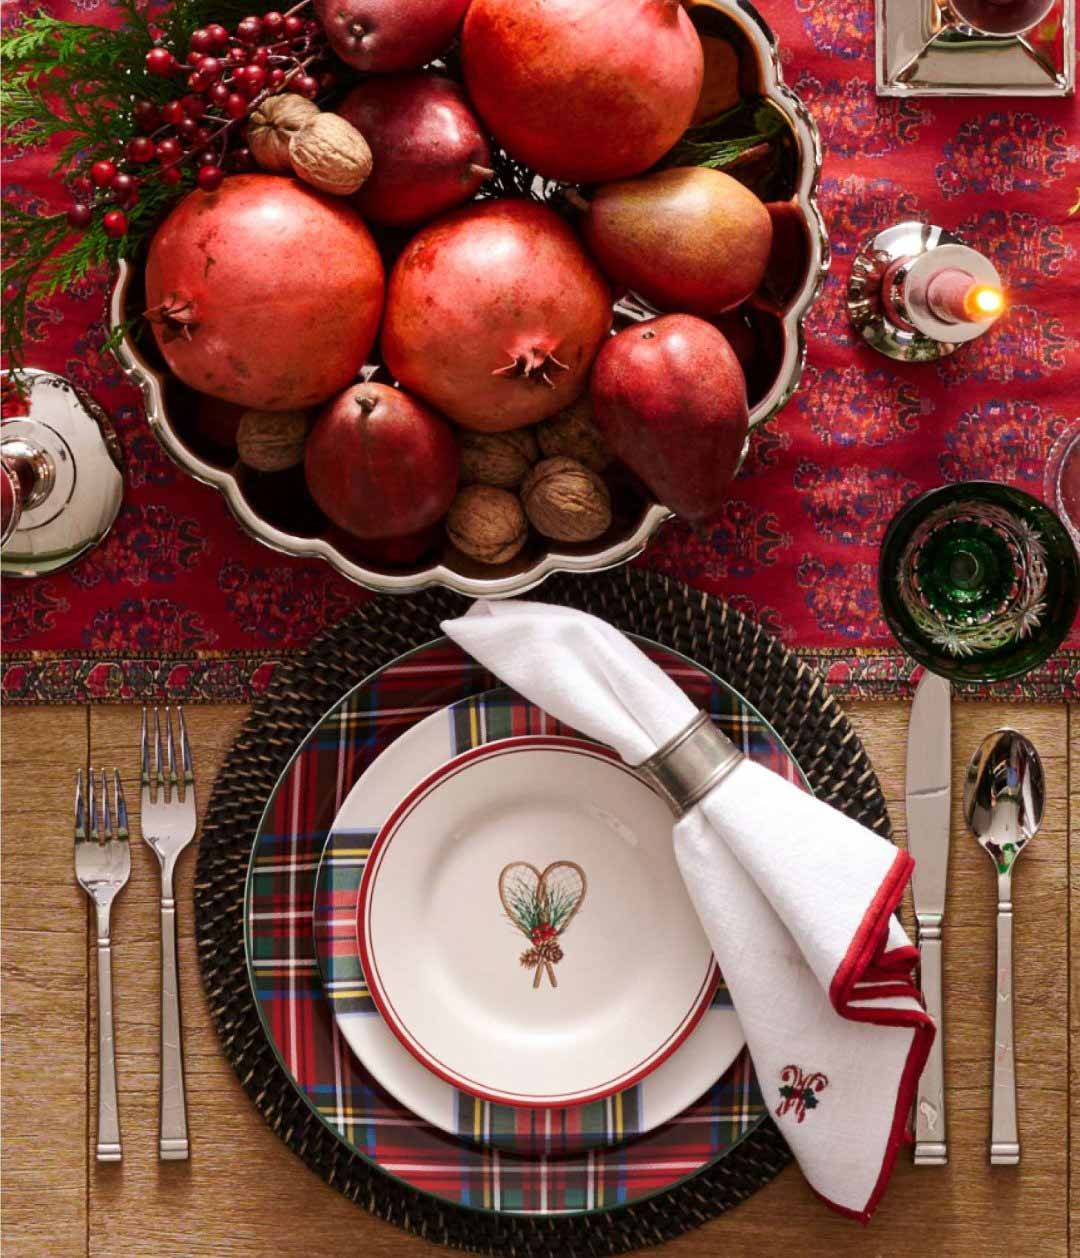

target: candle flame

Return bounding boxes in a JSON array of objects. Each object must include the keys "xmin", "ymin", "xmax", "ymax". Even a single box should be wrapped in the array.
[{"xmin": 965, "ymin": 285, "xmax": 1005, "ymax": 319}]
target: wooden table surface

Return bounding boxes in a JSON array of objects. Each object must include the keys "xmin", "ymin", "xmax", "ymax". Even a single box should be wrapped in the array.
[{"xmin": 2, "ymin": 698, "xmax": 1076, "ymax": 1257}]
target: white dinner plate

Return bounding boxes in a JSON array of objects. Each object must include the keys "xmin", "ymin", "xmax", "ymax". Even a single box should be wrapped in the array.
[
  {"xmin": 357, "ymin": 735, "xmax": 720, "ymax": 1108},
  {"xmin": 315, "ymin": 687, "xmax": 745, "ymax": 1151}
]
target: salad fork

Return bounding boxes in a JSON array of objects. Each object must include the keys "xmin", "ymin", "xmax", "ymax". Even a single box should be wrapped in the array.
[
  {"xmin": 140, "ymin": 706, "xmax": 196, "ymax": 1161},
  {"xmin": 75, "ymin": 768, "xmax": 131, "ymax": 1163}
]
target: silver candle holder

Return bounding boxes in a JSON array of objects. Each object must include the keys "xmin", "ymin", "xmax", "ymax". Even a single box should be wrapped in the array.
[
  {"xmin": 846, "ymin": 221, "xmax": 1006, "ymax": 363},
  {"xmin": 1, "ymin": 368, "xmax": 123, "ymax": 577}
]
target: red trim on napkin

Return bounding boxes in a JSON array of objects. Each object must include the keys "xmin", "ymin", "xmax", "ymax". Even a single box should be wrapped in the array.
[{"xmin": 820, "ymin": 848, "xmax": 935, "ymax": 1224}]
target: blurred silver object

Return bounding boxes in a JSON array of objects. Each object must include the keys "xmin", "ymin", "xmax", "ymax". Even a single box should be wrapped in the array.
[
  {"xmin": 75, "ymin": 768, "xmax": 131, "ymax": 1163},
  {"xmin": 877, "ymin": 0, "xmax": 1073, "ymax": 96},
  {"xmin": 111, "ymin": 0, "xmax": 829, "ymax": 598},
  {"xmin": 847, "ymin": 222, "xmax": 1004, "ymax": 363},
  {"xmin": 140, "ymin": 705, "xmax": 197, "ymax": 1161},
  {"xmin": 1, "ymin": 368, "xmax": 123, "ymax": 576},
  {"xmin": 963, "ymin": 728, "xmax": 1045, "ymax": 1166},
  {"xmin": 906, "ymin": 671, "xmax": 952, "ymax": 1166}
]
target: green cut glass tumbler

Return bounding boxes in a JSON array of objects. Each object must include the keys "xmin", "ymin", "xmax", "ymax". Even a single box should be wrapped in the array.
[{"xmin": 879, "ymin": 481, "xmax": 1079, "ymax": 683}]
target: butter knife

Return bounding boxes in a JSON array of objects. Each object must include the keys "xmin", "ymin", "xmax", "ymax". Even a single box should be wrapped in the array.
[{"xmin": 906, "ymin": 669, "xmax": 952, "ymax": 1166}]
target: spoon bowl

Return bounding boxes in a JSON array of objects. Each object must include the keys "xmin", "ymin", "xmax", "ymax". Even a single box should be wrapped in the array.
[{"xmin": 963, "ymin": 728, "xmax": 1045, "ymax": 875}]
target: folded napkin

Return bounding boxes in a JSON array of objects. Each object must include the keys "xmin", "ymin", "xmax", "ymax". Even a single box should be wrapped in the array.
[{"xmin": 443, "ymin": 600, "xmax": 934, "ymax": 1222}]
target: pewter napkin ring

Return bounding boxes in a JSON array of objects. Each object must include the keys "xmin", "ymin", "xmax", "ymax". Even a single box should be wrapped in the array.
[{"xmin": 636, "ymin": 711, "xmax": 744, "ymax": 817}]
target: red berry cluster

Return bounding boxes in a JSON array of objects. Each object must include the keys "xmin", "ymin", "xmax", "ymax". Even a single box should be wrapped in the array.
[
  {"xmin": 530, "ymin": 922, "xmax": 557, "ymax": 945},
  {"xmin": 66, "ymin": 3, "xmax": 332, "ymax": 239}
]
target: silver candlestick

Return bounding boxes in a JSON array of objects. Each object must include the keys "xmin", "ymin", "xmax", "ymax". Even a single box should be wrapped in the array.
[
  {"xmin": 1, "ymin": 369, "xmax": 124, "ymax": 576},
  {"xmin": 846, "ymin": 221, "xmax": 1006, "ymax": 363}
]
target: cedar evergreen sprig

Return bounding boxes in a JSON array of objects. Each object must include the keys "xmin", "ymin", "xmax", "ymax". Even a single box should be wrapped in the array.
[
  {"xmin": 0, "ymin": 0, "xmax": 260, "ymax": 370},
  {"xmin": 667, "ymin": 100, "xmax": 788, "ymax": 171}
]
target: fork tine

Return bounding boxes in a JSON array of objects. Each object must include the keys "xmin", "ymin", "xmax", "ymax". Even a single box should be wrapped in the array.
[
  {"xmin": 114, "ymin": 770, "xmax": 129, "ymax": 840},
  {"xmin": 154, "ymin": 706, "xmax": 165, "ymax": 799},
  {"xmin": 75, "ymin": 769, "xmax": 86, "ymax": 840},
  {"xmin": 178, "ymin": 707, "xmax": 194, "ymax": 785},
  {"xmin": 89, "ymin": 766, "xmax": 100, "ymax": 843},
  {"xmin": 165, "ymin": 705, "xmax": 178, "ymax": 802},
  {"xmin": 101, "ymin": 768, "xmax": 114, "ymax": 840},
  {"xmin": 141, "ymin": 706, "xmax": 150, "ymax": 790}
]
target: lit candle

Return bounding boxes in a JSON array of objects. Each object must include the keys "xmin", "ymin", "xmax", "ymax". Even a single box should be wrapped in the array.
[
  {"xmin": 846, "ymin": 220, "xmax": 1009, "ymax": 363},
  {"xmin": 902, "ymin": 242, "xmax": 1005, "ymax": 345},
  {"xmin": 925, "ymin": 268, "xmax": 1006, "ymax": 324}
]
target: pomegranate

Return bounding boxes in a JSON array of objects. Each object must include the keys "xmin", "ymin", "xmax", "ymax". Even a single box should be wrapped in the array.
[
  {"xmin": 145, "ymin": 175, "xmax": 384, "ymax": 411},
  {"xmin": 304, "ymin": 382, "xmax": 458, "ymax": 539},
  {"xmin": 315, "ymin": 0, "xmax": 469, "ymax": 72},
  {"xmin": 590, "ymin": 314, "xmax": 748, "ymax": 522},
  {"xmin": 337, "ymin": 74, "xmax": 491, "ymax": 227},
  {"xmin": 461, "ymin": 0, "xmax": 703, "ymax": 183},
  {"xmin": 381, "ymin": 200, "xmax": 612, "ymax": 432}
]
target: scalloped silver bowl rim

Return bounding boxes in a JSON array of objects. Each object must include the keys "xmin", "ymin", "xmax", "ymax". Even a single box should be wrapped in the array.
[{"xmin": 109, "ymin": 0, "xmax": 829, "ymax": 599}]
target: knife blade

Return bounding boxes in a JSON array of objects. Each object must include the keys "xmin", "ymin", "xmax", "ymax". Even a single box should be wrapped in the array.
[{"xmin": 906, "ymin": 669, "xmax": 951, "ymax": 1166}]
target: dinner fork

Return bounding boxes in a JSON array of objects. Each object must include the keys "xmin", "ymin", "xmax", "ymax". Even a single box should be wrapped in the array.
[
  {"xmin": 75, "ymin": 768, "xmax": 131, "ymax": 1163},
  {"xmin": 140, "ymin": 706, "xmax": 196, "ymax": 1161}
]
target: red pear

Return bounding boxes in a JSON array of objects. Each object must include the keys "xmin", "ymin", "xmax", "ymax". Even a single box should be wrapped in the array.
[
  {"xmin": 305, "ymin": 382, "xmax": 458, "ymax": 539},
  {"xmin": 581, "ymin": 167, "xmax": 772, "ymax": 316},
  {"xmin": 315, "ymin": 0, "xmax": 469, "ymax": 73},
  {"xmin": 589, "ymin": 314, "xmax": 748, "ymax": 522},
  {"xmin": 337, "ymin": 75, "xmax": 492, "ymax": 227}
]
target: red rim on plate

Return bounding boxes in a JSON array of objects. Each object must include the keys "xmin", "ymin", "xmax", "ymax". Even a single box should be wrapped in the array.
[{"xmin": 357, "ymin": 736, "xmax": 720, "ymax": 1108}]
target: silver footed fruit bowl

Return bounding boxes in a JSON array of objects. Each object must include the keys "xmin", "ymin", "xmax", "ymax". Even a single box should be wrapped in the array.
[{"xmin": 111, "ymin": 0, "xmax": 828, "ymax": 598}]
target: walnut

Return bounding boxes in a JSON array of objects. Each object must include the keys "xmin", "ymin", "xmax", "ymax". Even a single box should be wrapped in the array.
[
  {"xmin": 537, "ymin": 399, "xmax": 611, "ymax": 472},
  {"xmin": 459, "ymin": 428, "xmax": 539, "ymax": 489},
  {"xmin": 247, "ymin": 94, "xmax": 320, "ymax": 173},
  {"xmin": 446, "ymin": 485, "xmax": 528, "ymax": 565},
  {"xmin": 236, "ymin": 409, "xmax": 310, "ymax": 472},
  {"xmin": 521, "ymin": 456, "xmax": 611, "ymax": 543},
  {"xmin": 289, "ymin": 113, "xmax": 373, "ymax": 196}
]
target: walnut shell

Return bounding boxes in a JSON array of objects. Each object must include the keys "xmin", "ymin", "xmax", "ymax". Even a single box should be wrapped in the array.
[
  {"xmin": 289, "ymin": 113, "xmax": 373, "ymax": 196},
  {"xmin": 247, "ymin": 93, "xmax": 320, "ymax": 173},
  {"xmin": 446, "ymin": 485, "xmax": 528, "ymax": 565},
  {"xmin": 237, "ymin": 409, "xmax": 310, "ymax": 473},
  {"xmin": 537, "ymin": 398, "xmax": 611, "ymax": 472},
  {"xmin": 521, "ymin": 456, "xmax": 611, "ymax": 543},
  {"xmin": 459, "ymin": 428, "xmax": 539, "ymax": 489}
]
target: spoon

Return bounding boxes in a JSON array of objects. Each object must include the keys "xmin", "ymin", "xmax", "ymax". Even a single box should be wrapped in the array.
[{"xmin": 963, "ymin": 728, "xmax": 1045, "ymax": 1166}]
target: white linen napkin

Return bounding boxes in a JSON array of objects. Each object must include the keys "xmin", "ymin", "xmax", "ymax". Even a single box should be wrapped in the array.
[{"xmin": 443, "ymin": 599, "xmax": 934, "ymax": 1222}]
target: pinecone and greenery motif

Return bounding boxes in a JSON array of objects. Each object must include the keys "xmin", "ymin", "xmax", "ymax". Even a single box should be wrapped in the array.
[{"xmin": 498, "ymin": 861, "xmax": 587, "ymax": 989}]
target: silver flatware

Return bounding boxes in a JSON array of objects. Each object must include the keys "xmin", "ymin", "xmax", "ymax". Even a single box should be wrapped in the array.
[
  {"xmin": 963, "ymin": 728, "xmax": 1045, "ymax": 1166},
  {"xmin": 906, "ymin": 670, "xmax": 952, "ymax": 1166},
  {"xmin": 75, "ymin": 768, "xmax": 131, "ymax": 1162},
  {"xmin": 140, "ymin": 706, "xmax": 196, "ymax": 1161}
]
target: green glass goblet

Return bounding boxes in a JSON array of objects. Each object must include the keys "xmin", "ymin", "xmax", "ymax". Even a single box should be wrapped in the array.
[{"xmin": 879, "ymin": 481, "xmax": 1079, "ymax": 684}]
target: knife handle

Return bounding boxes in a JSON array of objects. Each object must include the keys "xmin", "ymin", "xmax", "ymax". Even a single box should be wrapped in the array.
[
  {"xmin": 914, "ymin": 923, "xmax": 947, "ymax": 1165},
  {"xmin": 990, "ymin": 889, "xmax": 1019, "ymax": 1165}
]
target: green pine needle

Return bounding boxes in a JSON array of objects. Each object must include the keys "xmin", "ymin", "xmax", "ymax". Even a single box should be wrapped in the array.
[{"xmin": 666, "ymin": 101, "xmax": 788, "ymax": 172}]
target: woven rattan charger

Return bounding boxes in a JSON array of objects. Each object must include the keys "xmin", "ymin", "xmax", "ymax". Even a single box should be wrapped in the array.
[{"xmin": 195, "ymin": 567, "xmax": 892, "ymax": 1256}]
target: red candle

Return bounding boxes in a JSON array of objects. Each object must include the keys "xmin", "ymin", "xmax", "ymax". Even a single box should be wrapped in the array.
[{"xmin": 926, "ymin": 268, "xmax": 1005, "ymax": 324}]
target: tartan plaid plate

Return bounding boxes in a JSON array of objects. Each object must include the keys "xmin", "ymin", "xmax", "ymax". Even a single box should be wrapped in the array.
[
  {"xmin": 313, "ymin": 687, "xmax": 764, "ymax": 1155},
  {"xmin": 246, "ymin": 635, "xmax": 803, "ymax": 1214}
]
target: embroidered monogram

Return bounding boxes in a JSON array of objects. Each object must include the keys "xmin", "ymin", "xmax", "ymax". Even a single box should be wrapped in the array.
[
  {"xmin": 498, "ymin": 861, "xmax": 587, "ymax": 989},
  {"xmin": 776, "ymin": 1064, "xmax": 829, "ymax": 1123}
]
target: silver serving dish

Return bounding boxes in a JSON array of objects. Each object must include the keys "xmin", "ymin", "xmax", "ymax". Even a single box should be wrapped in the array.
[{"xmin": 111, "ymin": 0, "xmax": 828, "ymax": 598}]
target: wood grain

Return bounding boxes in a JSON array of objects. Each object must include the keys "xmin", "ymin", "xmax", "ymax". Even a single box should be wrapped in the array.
[
  {"xmin": 1, "ymin": 700, "xmax": 1074, "ymax": 1258},
  {"xmin": 1, "ymin": 706, "xmax": 90, "ymax": 1258}
]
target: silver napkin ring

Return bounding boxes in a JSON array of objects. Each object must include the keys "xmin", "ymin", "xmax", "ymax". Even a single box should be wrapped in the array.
[{"xmin": 636, "ymin": 710, "xmax": 745, "ymax": 817}]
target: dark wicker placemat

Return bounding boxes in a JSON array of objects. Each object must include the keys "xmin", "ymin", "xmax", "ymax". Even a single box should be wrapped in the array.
[{"xmin": 195, "ymin": 567, "xmax": 892, "ymax": 1256}]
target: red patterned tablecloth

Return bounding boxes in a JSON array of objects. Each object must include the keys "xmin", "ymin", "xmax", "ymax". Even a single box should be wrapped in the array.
[{"xmin": 2, "ymin": 0, "xmax": 1078, "ymax": 704}]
